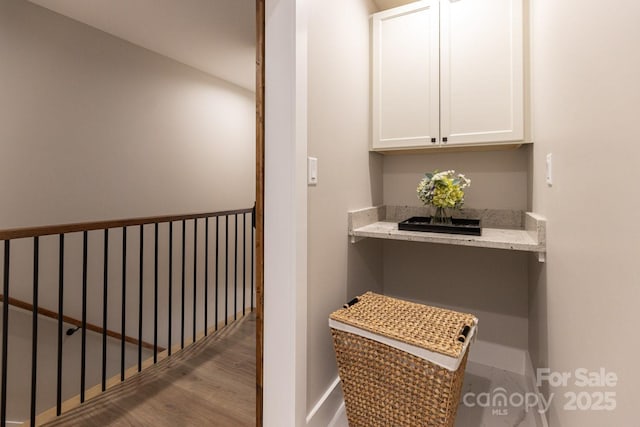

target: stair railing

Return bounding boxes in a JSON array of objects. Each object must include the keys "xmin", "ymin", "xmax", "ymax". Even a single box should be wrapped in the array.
[{"xmin": 0, "ymin": 207, "xmax": 255, "ymax": 426}]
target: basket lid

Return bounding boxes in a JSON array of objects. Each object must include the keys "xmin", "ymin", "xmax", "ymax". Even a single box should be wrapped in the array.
[{"xmin": 330, "ymin": 292, "xmax": 477, "ymax": 359}]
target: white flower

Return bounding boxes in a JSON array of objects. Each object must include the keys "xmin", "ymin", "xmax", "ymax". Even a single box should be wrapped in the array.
[{"xmin": 416, "ymin": 169, "xmax": 471, "ymax": 209}]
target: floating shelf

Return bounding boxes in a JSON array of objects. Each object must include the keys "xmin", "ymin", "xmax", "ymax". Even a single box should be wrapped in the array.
[{"xmin": 348, "ymin": 206, "xmax": 547, "ymax": 262}]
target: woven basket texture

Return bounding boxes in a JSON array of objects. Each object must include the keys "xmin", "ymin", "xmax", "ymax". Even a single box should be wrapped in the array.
[
  {"xmin": 330, "ymin": 292, "xmax": 476, "ymax": 426},
  {"xmin": 331, "ymin": 329, "xmax": 469, "ymax": 426},
  {"xmin": 330, "ymin": 292, "xmax": 476, "ymax": 358}
]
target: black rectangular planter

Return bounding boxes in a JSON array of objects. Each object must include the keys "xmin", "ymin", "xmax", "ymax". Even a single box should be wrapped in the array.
[{"xmin": 398, "ymin": 216, "xmax": 482, "ymax": 236}]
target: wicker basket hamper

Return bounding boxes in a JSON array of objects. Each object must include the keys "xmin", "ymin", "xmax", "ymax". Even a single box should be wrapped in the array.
[{"xmin": 329, "ymin": 292, "xmax": 478, "ymax": 427}]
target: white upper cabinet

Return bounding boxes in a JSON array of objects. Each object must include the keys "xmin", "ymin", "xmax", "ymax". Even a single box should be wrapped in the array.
[
  {"xmin": 372, "ymin": 1, "xmax": 440, "ymax": 150},
  {"xmin": 440, "ymin": 0, "xmax": 523, "ymax": 145},
  {"xmin": 371, "ymin": 0, "xmax": 524, "ymax": 151}
]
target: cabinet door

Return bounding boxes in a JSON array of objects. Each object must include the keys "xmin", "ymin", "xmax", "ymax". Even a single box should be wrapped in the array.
[
  {"xmin": 372, "ymin": 1, "xmax": 440, "ymax": 150},
  {"xmin": 440, "ymin": 0, "xmax": 523, "ymax": 145}
]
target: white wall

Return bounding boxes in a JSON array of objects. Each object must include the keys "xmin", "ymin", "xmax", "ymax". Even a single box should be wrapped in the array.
[
  {"xmin": 529, "ymin": 0, "xmax": 640, "ymax": 425},
  {"xmin": 383, "ymin": 149, "xmax": 530, "ymax": 209},
  {"xmin": 0, "ymin": 0, "xmax": 255, "ymax": 360},
  {"xmin": 264, "ymin": 0, "xmax": 309, "ymax": 425},
  {"xmin": 305, "ymin": 0, "xmax": 382, "ymax": 424},
  {"xmin": 264, "ymin": 1, "xmax": 382, "ymax": 424},
  {"xmin": 0, "ymin": 0, "xmax": 255, "ymax": 229},
  {"xmin": 381, "ymin": 148, "xmax": 532, "ymax": 373},
  {"xmin": 267, "ymin": 0, "xmax": 640, "ymax": 426},
  {"xmin": 304, "ymin": 1, "xmax": 533, "ymax": 421}
]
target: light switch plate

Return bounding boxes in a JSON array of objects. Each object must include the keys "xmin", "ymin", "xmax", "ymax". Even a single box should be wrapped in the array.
[
  {"xmin": 308, "ymin": 157, "xmax": 318, "ymax": 185},
  {"xmin": 546, "ymin": 153, "xmax": 553, "ymax": 186}
]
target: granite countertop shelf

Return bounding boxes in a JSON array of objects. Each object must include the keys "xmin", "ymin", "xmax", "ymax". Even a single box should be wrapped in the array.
[{"xmin": 348, "ymin": 206, "xmax": 547, "ymax": 262}]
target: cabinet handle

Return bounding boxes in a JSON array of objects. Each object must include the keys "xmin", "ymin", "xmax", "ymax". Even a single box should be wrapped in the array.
[
  {"xmin": 443, "ymin": 137, "xmax": 448, "ymax": 143},
  {"xmin": 431, "ymin": 137, "xmax": 436, "ymax": 144}
]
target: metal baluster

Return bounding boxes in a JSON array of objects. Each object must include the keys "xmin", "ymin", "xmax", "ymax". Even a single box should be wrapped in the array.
[
  {"xmin": 204, "ymin": 218, "xmax": 209, "ymax": 336},
  {"xmin": 80, "ymin": 231, "xmax": 88, "ymax": 403},
  {"xmin": 251, "ymin": 208, "xmax": 256, "ymax": 311},
  {"xmin": 181, "ymin": 220, "xmax": 186, "ymax": 349},
  {"xmin": 80, "ymin": 231, "xmax": 88, "ymax": 402},
  {"xmin": 1, "ymin": 240, "xmax": 10, "ymax": 426},
  {"xmin": 234, "ymin": 214, "xmax": 238, "ymax": 321},
  {"xmin": 168, "ymin": 222, "xmax": 173, "ymax": 356},
  {"xmin": 215, "ymin": 217, "xmax": 219, "ymax": 331},
  {"xmin": 56, "ymin": 235, "xmax": 64, "ymax": 414},
  {"xmin": 225, "ymin": 216, "xmax": 229, "ymax": 326},
  {"xmin": 243, "ymin": 213, "xmax": 246, "ymax": 316},
  {"xmin": 121, "ymin": 227, "xmax": 127, "ymax": 381},
  {"xmin": 102, "ymin": 230, "xmax": 108, "ymax": 391},
  {"xmin": 154, "ymin": 223, "xmax": 158, "ymax": 363},
  {"xmin": 193, "ymin": 219, "xmax": 197, "ymax": 343},
  {"xmin": 30, "ymin": 237, "xmax": 39, "ymax": 424},
  {"xmin": 137, "ymin": 226, "xmax": 144, "ymax": 372}
]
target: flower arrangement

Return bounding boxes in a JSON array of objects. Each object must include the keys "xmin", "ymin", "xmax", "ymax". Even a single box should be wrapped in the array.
[{"xmin": 417, "ymin": 170, "xmax": 471, "ymax": 222}]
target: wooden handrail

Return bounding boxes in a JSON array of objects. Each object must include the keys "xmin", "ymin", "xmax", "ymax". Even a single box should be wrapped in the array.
[
  {"xmin": 0, "ymin": 207, "xmax": 253, "ymax": 241},
  {"xmin": 0, "ymin": 295, "xmax": 163, "ymax": 351}
]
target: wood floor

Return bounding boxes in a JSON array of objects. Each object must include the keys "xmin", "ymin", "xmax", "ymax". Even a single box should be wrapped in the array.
[{"xmin": 44, "ymin": 314, "xmax": 256, "ymax": 427}]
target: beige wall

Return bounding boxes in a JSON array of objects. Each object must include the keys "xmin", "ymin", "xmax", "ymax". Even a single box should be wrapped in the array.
[
  {"xmin": 288, "ymin": 0, "xmax": 640, "ymax": 425},
  {"xmin": 306, "ymin": 0, "xmax": 383, "ymax": 417},
  {"xmin": 0, "ymin": 0, "xmax": 255, "ymax": 230},
  {"xmin": 381, "ymin": 148, "xmax": 532, "ymax": 372},
  {"xmin": 0, "ymin": 0, "xmax": 255, "ymax": 348},
  {"xmin": 383, "ymin": 149, "xmax": 530, "ymax": 209},
  {"xmin": 529, "ymin": 0, "xmax": 640, "ymax": 425}
]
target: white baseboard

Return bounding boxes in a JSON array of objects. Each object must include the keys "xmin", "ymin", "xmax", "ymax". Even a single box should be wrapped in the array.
[
  {"xmin": 469, "ymin": 339, "xmax": 527, "ymax": 375},
  {"xmin": 306, "ymin": 377, "xmax": 344, "ymax": 427},
  {"xmin": 525, "ymin": 352, "xmax": 550, "ymax": 427}
]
